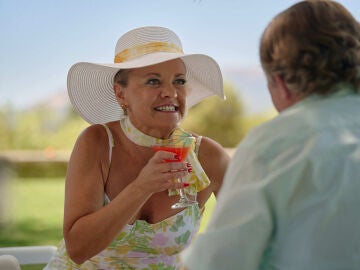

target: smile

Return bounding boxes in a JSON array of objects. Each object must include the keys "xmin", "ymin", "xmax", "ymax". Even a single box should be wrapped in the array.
[{"xmin": 154, "ymin": 105, "xmax": 178, "ymax": 112}]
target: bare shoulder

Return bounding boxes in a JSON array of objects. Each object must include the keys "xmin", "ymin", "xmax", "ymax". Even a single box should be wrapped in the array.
[
  {"xmin": 70, "ymin": 124, "xmax": 110, "ymax": 166},
  {"xmin": 77, "ymin": 124, "xmax": 108, "ymax": 143},
  {"xmin": 66, "ymin": 124, "xmax": 112, "ymax": 193},
  {"xmin": 195, "ymin": 135, "xmax": 230, "ymax": 195},
  {"xmin": 74, "ymin": 124, "xmax": 109, "ymax": 150},
  {"xmin": 196, "ymin": 136, "xmax": 229, "ymax": 157}
]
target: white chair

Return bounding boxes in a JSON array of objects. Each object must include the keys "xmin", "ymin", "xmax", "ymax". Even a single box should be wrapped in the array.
[
  {"xmin": 0, "ymin": 255, "xmax": 21, "ymax": 270},
  {"xmin": 0, "ymin": 246, "xmax": 56, "ymax": 266}
]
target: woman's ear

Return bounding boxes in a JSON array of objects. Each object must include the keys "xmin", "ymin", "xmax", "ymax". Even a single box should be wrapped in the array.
[{"xmin": 114, "ymin": 83, "xmax": 125, "ymax": 103}]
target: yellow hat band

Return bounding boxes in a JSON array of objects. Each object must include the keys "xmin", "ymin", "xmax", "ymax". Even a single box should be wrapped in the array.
[{"xmin": 114, "ymin": 42, "xmax": 183, "ymax": 63}]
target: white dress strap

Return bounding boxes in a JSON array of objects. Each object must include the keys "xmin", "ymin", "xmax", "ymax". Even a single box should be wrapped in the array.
[
  {"xmin": 102, "ymin": 124, "xmax": 114, "ymax": 204},
  {"xmin": 102, "ymin": 124, "xmax": 114, "ymax": 163}
]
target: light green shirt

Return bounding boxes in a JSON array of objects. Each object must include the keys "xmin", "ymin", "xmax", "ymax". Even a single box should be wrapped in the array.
[{"xmin": 182, "ymin": 89, "xmax": 360, "ymax": 270}]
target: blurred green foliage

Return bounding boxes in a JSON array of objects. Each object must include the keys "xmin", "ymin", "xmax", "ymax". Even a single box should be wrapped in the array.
[
  {"xmin": 0, "ymin": 104, "xmax": 88, "ymax": 150},
  {"xmin": 0, "ymin": 84, "xmax": 276, "ymax": 150},
  {"xmin": 14, "ymin": 162, "xmax": 68, "ymax": 178},
  {"xmin": 181, "ymin": 83, "xmax": 245, "ymax": 147}
]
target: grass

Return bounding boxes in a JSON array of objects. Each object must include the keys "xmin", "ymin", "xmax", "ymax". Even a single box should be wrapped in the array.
[
  {"xmin": 0, "ymin": 177, "xmax": 216, "ymax": 269},
  {"xmin": 0, "ymin": 178, "xmax": 65, "ymax": 247},
  {"xmin": 0, "ymin": 177, "xmax": 65, "ymax": 269}
]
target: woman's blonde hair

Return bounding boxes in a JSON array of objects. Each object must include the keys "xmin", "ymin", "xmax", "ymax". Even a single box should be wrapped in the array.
[{"xmin": 260, "ymin": 0, "xmax": 360, "ymax": 96}]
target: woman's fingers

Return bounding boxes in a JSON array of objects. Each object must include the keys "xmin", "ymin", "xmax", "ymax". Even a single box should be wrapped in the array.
[
  {"xmin": 133, "ymin": 150, "xmax": 192, "ymax": 193},
  {"xmin": 152, "ymin": 151, "xmax": 190, "ymax": 174},
  {"xmin": 153, "ymin": 150, "xmax": 179, "ymax": 162}
]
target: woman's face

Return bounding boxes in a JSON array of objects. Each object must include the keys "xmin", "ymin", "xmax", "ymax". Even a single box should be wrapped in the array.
[{"xmin": 115, "ymin": 58, "xmax": 188, "ymax": 138}]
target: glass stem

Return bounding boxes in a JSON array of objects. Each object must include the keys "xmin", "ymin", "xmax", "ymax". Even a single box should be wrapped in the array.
[{"xmin": 178, "ymin": 177, "xmax": 189, "ymax": 201}]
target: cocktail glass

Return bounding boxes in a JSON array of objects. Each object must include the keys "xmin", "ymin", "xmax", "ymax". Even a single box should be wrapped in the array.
[{"xmin": 153, "ymin": 136, "xmax": 197, "ymax": 209}]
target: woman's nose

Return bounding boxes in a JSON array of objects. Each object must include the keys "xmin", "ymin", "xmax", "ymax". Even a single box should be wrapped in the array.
[{"xmin": 160, "ymin": 83, "xmax": 178, "ymax": 98}]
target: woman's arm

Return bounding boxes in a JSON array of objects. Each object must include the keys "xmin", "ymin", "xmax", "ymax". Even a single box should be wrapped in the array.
[{"xmin": 63, "ymin": 125, "xmax": 190, "ymax": 264}]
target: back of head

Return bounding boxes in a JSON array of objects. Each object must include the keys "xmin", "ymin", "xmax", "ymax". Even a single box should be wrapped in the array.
[{"xmin": 260, "ymin": 0, "xmax": 360, "ymax": 96}]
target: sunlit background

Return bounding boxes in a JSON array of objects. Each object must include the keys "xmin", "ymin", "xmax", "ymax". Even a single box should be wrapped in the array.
[{"xmin": 1, "ymin": 0, "xmax": 359, "ymax": 268}]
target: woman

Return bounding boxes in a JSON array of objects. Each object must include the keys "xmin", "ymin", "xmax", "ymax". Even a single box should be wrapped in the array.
[{"xmin": 45, "ymin": 26, "xmax": 230, "ymax": 269}]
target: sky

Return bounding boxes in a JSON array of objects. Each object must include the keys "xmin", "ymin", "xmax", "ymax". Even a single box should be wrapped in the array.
[{"xmin": 1, "ymin": 0, "xmax": 360, "ymax": 113}]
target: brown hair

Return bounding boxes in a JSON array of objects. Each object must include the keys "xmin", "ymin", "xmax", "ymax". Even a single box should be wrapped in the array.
[
  {"xmin": 260, "ymin": 0, "xmax": 360, "ymax": 96},
  {"xmin": 114, "ymin": 69, "xmax": 131, "ymax": 87}
]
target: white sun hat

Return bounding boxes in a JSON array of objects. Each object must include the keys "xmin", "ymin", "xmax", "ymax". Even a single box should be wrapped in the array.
[{"xmin": 67, "ymin": 26, "xmax": 225, "ymax": 124}]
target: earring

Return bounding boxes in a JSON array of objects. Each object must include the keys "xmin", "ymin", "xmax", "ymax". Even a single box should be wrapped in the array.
[{"xmin": 121, "ymin": 104, "xmax": 128, "ymax": 115}]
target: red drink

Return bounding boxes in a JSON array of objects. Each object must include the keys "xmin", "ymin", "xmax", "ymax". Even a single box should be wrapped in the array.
[
  {"xmin": 152, "ymin": 146, "xmax": 190, "ymax": 162},
  {"xmin": 152, "ymin": 136, "xmax": 197, "ymax": 209}
]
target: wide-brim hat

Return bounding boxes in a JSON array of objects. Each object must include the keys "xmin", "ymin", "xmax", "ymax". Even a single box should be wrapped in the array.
[{"xmin": 67, "ymin": 26, "xmax": 225, "ymax": 124}]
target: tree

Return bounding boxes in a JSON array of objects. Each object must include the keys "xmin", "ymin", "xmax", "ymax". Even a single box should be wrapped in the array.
[
  {"xmin": 0, "ymin": 105, "xmax": 15, "ymax": 149},
  {"xmin": 0, "ymin": 104, "xmax": 88, "ymax": 150},
  {"xmin": 0, "ymin": 82, "xmax": 274, "ymax": 150},
  {"xmin": 181, "ymin": 83, "xmax": 245, "ymax": 147}
]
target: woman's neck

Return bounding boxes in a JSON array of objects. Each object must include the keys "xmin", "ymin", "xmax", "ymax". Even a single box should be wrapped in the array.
[{"xmin": 120, "ymin": 117, "xmax": 176, "ymax": 147}]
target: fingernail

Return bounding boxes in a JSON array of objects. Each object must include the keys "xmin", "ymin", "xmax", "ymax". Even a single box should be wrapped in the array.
[
  {"xmin": 183, "ymin": 183, "xmax": 190, "ymax": 187},
  {"xmin": 186, "ymin": 162, "xmax": 192, "ymax": 167},
  {"xmin": 187, "ymin": 168, "xmax": 193, "ymax": 173}
]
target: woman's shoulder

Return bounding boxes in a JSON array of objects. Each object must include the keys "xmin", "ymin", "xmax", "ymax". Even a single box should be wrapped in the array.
[
  {"xmin": 77, "ymin": 124, "xmax": 108, "ymax": 142},
  {"xmin": 72, "ymin": 124, "xmax": 111, "ymax": 157},
  {"xmin": 190, "ymin": 133, "xmax": 229, "ymax": 159}
]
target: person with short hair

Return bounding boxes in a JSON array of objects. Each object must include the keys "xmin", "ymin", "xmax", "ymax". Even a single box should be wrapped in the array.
[{"xmin": 181, "ymin": 1, "xmax": 360, "ymax": 269}]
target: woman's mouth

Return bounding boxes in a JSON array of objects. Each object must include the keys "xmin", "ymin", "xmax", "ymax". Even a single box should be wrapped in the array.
[{"xmin": 154, "ymin": 105, "xmax": 178, "ymax": 112}]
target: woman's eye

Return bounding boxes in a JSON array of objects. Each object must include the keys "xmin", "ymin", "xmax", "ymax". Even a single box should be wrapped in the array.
[
  {"xmin": 146, "ymin": 78, "xmax": 160, "ymax": 86},
  {"xmin": 174, "ymin": 79, "xmax": 186, "ymax": 85}
]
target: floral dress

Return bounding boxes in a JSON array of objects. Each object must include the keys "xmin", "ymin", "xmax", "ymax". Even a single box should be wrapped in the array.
[{"xmin": 44, "ymin": 204, "xmax": 201, "ymax": 269}]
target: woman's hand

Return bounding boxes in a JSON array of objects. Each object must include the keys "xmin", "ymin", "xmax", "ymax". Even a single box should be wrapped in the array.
[{"xmin": 132, "ymin": 150, "xmax": 191, "ymax": 194}]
